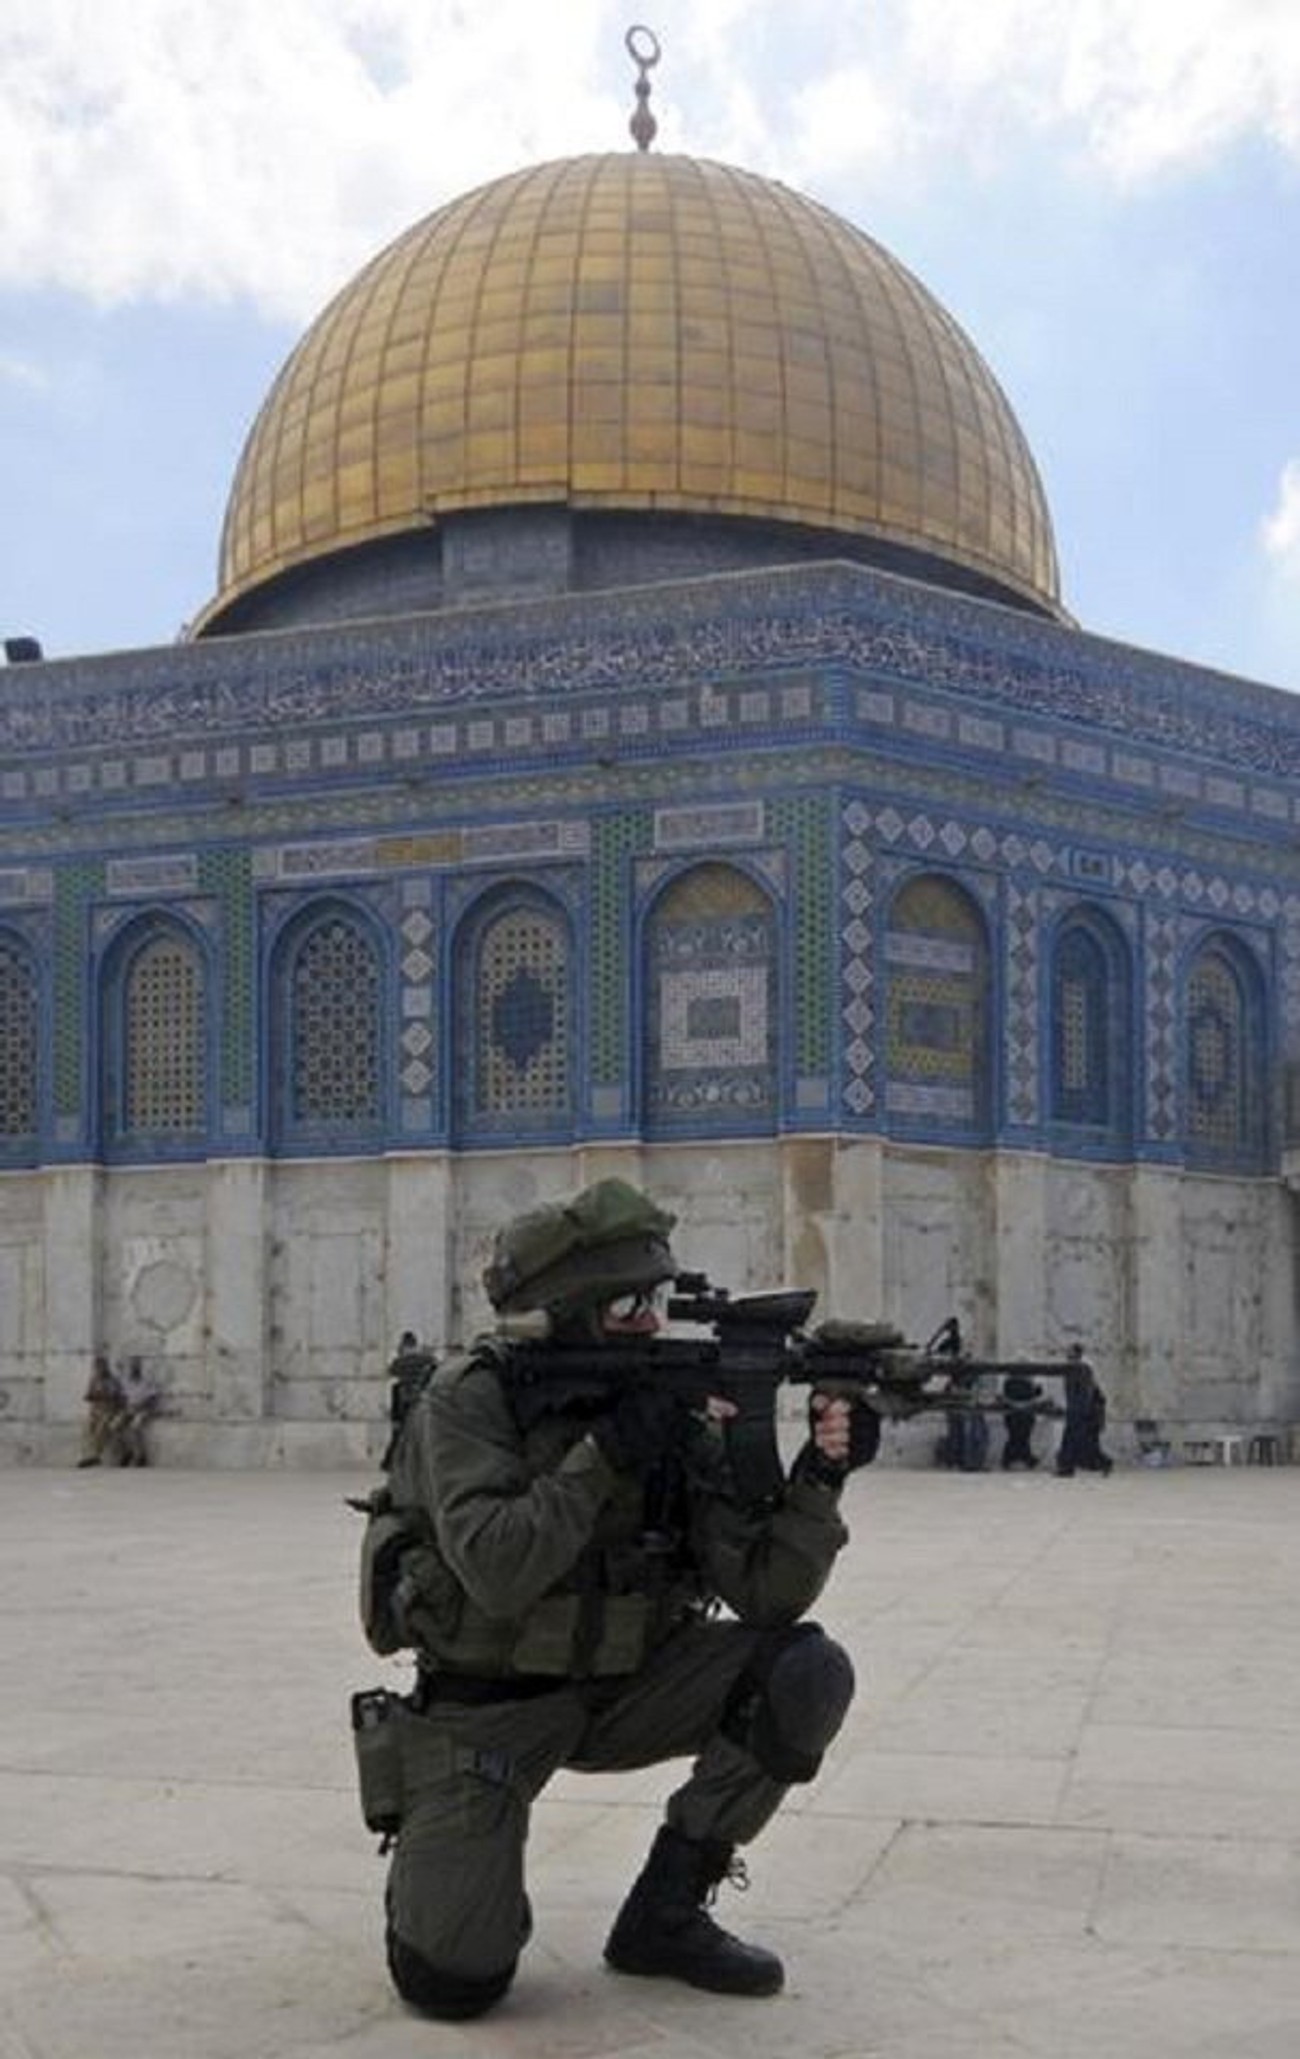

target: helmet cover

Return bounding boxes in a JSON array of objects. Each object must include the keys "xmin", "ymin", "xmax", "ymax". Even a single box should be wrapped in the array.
[{"xmin": 483, "ymin": 1178, "xmax": 678, "ymax": 1317}]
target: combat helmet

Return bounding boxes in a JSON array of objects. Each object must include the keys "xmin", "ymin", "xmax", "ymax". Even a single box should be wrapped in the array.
[{"xmin": 483, "ymin": 1178, "xmax": 678, "ymax": 1326}]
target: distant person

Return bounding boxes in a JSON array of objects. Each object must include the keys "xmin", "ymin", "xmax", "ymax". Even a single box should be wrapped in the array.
[
  {"xmin": 1054, "ymin": 1351, "xmax": 1113, "ymax": 1477},
  {"xmin": 119, "ymin": 1358, "xmax": 162, "ymax": 1467},
  {"xmin": 77, "ymin": 1355, "xmax": 126, "ymax": 1467},
  {"xmin": 1000, "ymin": 1373, "xmax": 1043, "ymax": 1470},
  {"xmin": 381, "ymin": 1330, "xmax": 437, "ymax": 1468},
  {"xmin": 935, "ymin": 1368, "xmax": 988, "ymax": 1472}
]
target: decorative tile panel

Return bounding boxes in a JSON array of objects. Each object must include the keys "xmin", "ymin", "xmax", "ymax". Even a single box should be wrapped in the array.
[
  {"xmin": 840, "ymin": 805, "xmax": 876, "ymax": 1116},
  {"xmin": 0, "ymin": 935, "xmax": 39, "ymax": 1142},
  {"xmin": 769, "ymin": 794, "xmax": 827, "ymax": 1077},
  {"xmin": 880, "ymin": 865, "xmax": 990, "ymax": 1132},
  {"xmin": 268, "ymin": 840, "xmax": 378, "ymax": 881},
  {"xmin": 290, "ymin": 918, "xmax": 381, "ymax": 1125},
  {"xmin": 122, "ymin": 933, "xmax": 206, "ymax": 1135},
  {"xmin": 1005, "ymin": 880, "xmax": 1039, "ymax": 1125},
  {"xmin": 654, "ymin": 803, "xmax": 764, "ymax": 851},
  {"xmin": 398, "ymin": 900, "xmax": 439, "ymax": 1129},
  {"xmin": 106, "ymin": 854, "xmax": 200, "ymax": 896},
  {"xmin": 1282, "ymin": 898, "xmax": 1300, "ymax": 1056},
  {"xmin": 460, "ymin": 820, "xmax": 590, "ymax": 864},
  {"xmin": 456, "ymin": 898, "xmax": 572, "ymax": 1135},
  {"xmin": 1143, "ymin": 907, "xmax": 1178, "ymax": 1142},
  {"xmin": 54, "ymin": 864, "xmax": 101, "ymax": 1125},
  {"xmin": 645, "ymin": 866, "xmax": 777, "ymax": 1129},
  {"xmin": 0, "ymin": 869, "xmax": 53, "ymax": 906},
  {"xmin": 200, "ymin": 848, "xmax": 253, "ymax": 1112}
]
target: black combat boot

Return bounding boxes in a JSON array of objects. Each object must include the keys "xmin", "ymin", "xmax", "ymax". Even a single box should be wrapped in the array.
[{"xmin": 604, "ymin": 1825, "xmax": 784, "ymax": 1996}]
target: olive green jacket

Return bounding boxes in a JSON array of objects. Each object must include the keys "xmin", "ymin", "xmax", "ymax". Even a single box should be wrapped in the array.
[{"xmin": 384, "ymin": 1341, "xmax": 850, "ymax": 1678}]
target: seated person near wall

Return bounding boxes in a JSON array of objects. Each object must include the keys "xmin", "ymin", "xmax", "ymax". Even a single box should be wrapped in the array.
[{"xmin": 78, "ymin": 1356, "xmax": 128, "ymax": 1467}]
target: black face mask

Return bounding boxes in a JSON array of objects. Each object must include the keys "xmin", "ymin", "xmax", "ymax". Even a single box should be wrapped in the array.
[{"xmin": 546, "ymin": 1305, "xmax": 607, "ymax": 1346}]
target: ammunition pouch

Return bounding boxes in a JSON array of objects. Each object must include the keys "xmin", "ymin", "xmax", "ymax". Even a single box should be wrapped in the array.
[
  {"xmin": 351, "ymin": 1688, "xmax": 407, "ymax": 1841},
  {"xmin": 358, "ymin": 1491, "xmax": 465, "ymax": 1658}
]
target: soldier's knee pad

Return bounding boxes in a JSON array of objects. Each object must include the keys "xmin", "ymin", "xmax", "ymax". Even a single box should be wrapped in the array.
[
  {"xmin": 723, "ymin": 1623, "xmax": 855, "ymax": 1782},
  {"xmin": 386, "ymin": 1928, "xmax": 516, "ymax": 2020}
]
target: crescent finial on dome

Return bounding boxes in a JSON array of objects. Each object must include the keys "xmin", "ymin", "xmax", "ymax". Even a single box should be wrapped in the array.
[{"xmin": 626, "ymin": 24, "xmax": 661, "ymax": 151}]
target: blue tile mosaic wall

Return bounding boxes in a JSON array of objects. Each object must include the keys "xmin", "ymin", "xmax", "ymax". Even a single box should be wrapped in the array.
[{"xmin": 3, "ymin": 559, "xmax": 1299, "ymax": 1170}]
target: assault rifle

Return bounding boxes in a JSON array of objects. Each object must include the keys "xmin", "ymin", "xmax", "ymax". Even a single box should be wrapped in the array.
[{"xmin": 503, "ymin": 1272, "xmax": 1082, "ymax": 1508}]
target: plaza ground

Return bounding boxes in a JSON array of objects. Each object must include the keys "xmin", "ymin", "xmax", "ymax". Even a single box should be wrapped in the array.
[{"xmin": 2, "ymin": 1461, "xmax": 1297, "ymax": 2058}]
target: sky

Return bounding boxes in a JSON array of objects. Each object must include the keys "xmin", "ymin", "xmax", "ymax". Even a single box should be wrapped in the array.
[{"xmin": 3, "ymin": 0, "xmax": 1300, "ymax": 694}]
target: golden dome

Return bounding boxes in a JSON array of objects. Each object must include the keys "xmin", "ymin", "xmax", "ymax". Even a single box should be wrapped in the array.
[{"xmin": 203, "ymin": 152, "xmax": 1061, "ymax": 627}]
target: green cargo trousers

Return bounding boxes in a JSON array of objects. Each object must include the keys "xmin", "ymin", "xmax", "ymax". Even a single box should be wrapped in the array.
[{"xmin": 386, "ymin": 1617, "xmax": 787, "ymax": 1990}]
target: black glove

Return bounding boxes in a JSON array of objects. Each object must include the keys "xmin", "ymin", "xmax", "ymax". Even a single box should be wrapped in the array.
[
  {"xmin": 798, "ymin": 1394, "xmax": 881, "ymax": 1486},
  {"xmin": 592, "ymin": 1384, "xmax": 682, "ymax": 1476}
]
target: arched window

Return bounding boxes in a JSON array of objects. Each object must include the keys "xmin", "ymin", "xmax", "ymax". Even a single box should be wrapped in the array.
[
  {"xmin": 272, "ymin": 906, "xmax": 384, "ymax": 1147},
  {"xmin": 643, "ymin": 863, "xmax": 778, "ymax": 1134},
  {"xmin": 102, "ymin": 919, "xmax": 208, "ymax": 1151},
  {"xmin": 1185, "ymin": 937, "xmax": 1265, "ymax": 1166},
  {"xmin": 454, "ymin": 891, "xmax": 572, "ymax": 1138},
  {"xmin": 1049, "ymin": 911, "xmax": 1132, "ymax": 1145},
  {"xmin": 885, "ymin": 874, "xmax": 990, "ymax": 1135},
  {"xmin": 125, "ymin": 933, "xmax": 205, "ymax": 1132},
  {"xmin": 0, "ymin": 933, "xmax": 39, "ymax": 1151}
]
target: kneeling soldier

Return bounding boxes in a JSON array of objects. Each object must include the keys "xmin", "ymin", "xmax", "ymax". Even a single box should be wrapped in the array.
[{"xmin": 356, "ymin": 1178, "xmax": 872, "ymax": 2019}]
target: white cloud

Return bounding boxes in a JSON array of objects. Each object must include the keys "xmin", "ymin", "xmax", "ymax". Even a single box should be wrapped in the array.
[
  {"xmin": 794, "ymin": 0, "xmax": 1300, "ymax": 185},
  {"xmin": 786, "ymin": 65, "xmax": 910, "ymax": 185},
  {"xmin": 0, "ymin": 0, "xmax": 617, "ymax": 319},
  {"xmin": 0, "ymin": 351, "xmax": 49, "ymax": 391},
  {"xmin": 1262, "ymin": 459, "xmax": 1300, "ymax": 580},
  {"xmin": 1052, "ymin": 0, "xmax": 1300, "ymax": 181},
  {"xmin": 6, "ymin": 0, "xmax": 1300, "ymax": 321}
]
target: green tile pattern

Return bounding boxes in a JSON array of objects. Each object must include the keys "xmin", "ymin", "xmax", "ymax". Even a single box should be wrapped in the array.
[
  {"xmin": 200, "ymin": 848, "xmax": 254, "ymax": 1106},
  {"xmin": 591, "ymin": 809, "xmax": 651, "ymax": 1084},
  {"xmin": 53, "ymin": 864, "xmax": 101, "ymax": 1121},
  {"xmin": 770, "ymin": 793, "xmax": 832, "ymax": 1074}
]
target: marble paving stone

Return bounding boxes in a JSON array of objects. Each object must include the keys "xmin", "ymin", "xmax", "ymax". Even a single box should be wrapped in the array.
[
  {"xmin": 1061, "ymin": 1722, "xmax": 1300, "ymax": 1838},
  {"xmin": 534, "ymin": 1801, "xmax": 681, "ymax": 1910},
  {"xmin": 838, "ymin": 1821, "xmax": 1108, "ymax": 1943},
  {"xmin": 829, "ymin": 1931, "xmax": 1300, "ymax": 2059},
  {"xmin": 1090, "ymin": 1643, "xmax": 1300, "ymax": 1732},
  {"xmin": 0, "ymin": 1771, "xmax": 365, "ymax": 1888},
  {"xmin": 850, "ymin": 1661, "xmax": 1094, "ymax": 1756},
  {"xmin": 812, "ymin": 1742, "xmax": 1070, "ymax": 1825},
  {"xmin": 2, "ymin": 1466, "xmax": 1300, "ymax": 2058},
  {"xmin": 0, "ymin": 1875, "xmax": 56, "ymax": 1985},
  {"xmin": 1095, "ymin": 1833, "xmax": 1300, "ymax": 1952}
]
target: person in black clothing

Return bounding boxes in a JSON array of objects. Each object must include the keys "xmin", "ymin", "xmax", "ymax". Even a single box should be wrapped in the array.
[
  {"xmin": 935, "ymin": 1369, "xmax": 989, "ymax": 1472},
  {"xmin": 381, "ymin": 1331, "xmax": 437, "ymax": 1468},
  {"xmin": 1054, "ymin": 1350, "xmax": 1113, "ymax": 1476},
  {"xmin": 1000, "ymin": 1373, "xmax": 1043, "ymax": 1469},
  {"xmin": 119, "ymin": 1357, "xmax": 162, "ymax": 1466}
]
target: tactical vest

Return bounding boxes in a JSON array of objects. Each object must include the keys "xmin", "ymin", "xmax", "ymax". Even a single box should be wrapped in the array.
[{"xmin": 358, "ymin": 1346, "xmax": 706, "ymax": 1678}]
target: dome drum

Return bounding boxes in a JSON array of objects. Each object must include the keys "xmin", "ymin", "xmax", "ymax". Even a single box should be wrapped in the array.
[{"xmin": 209, "ymin": 504, "xmax": 1061, "ymax": 638}]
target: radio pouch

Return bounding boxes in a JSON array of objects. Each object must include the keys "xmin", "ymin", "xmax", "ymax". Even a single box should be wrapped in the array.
[{"xmin": 350, "ymin": 1688, "xmax": 405, "ymax": 1849}]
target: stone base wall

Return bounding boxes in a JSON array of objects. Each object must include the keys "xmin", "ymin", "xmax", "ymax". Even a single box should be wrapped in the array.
[{"xmin": 0, "ymin": 1142, "xmax": 1295, "ymax": 1465}]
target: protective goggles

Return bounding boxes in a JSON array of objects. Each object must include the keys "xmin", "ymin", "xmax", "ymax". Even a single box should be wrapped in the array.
[{"xmin": 602, "ymin": 1285, "xmax": 668, "ymax": 1323}]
